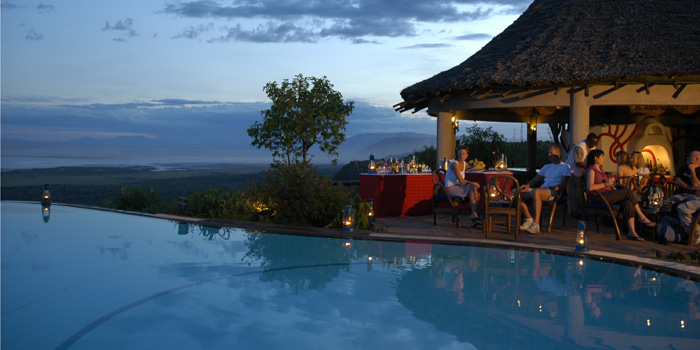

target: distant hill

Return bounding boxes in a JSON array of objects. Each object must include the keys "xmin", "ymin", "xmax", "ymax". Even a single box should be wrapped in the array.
[{"xmin": 2, "ymin": 132, "xmax": 437, "ymax": 169}]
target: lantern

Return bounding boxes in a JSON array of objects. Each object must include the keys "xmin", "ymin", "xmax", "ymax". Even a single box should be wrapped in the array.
[
  {"xmin": 647, "ymin": 186, "xmax": 664, "ymax": 213},
  {"xmin": 497, "ymin": 154, "xmax": 507, "ymax": 171},
  {"xmin": 368, "ymin": 154, "xmax": 377, "ymax": 174},
  {"xmin": 488, "ymin": 183, "xmax": 499, "ymax": 198},
  {"xmin": 367, "ymin": 199, "xmax": 375, "ymax": 222},
  {"xmin": 41, "ymin": 184, "xmax": 51, "ymax": 207},
  {"xmin": 342, "ymin": 205, "xmax": 355, "ymax": 232},
  {"xmin": 575, "ymin": 221, "xmax": 589, "ymax": 252}
]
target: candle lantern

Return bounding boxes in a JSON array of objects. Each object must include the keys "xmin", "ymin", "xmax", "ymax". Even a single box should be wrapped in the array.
[
  {"xmin": 368, "ymin": 154, "xmax": 377, "ymax": 174},
  {"xmin": 342, "ymin": 205, "xmax": 355, "ymax": 232},
  {"xmin": 647, "ymin": 186, "xmax": 664, "ymax": 213},
  {"xmin": 488, "ymin": 183, "xmax": 499, "ymax": 198},
  {"xmin": 41, "ymin": 184, "xmax": 51, "ymax": 207},
  {"xmin": 575, "ymin": 221, "xmax": 589, "ymax": 252},
  {"xmin": 367, "ymin": 199, "xmax": 375, "ymax": 222},
  {"xmin": 497, "ymin": 154, "xmax": 507, "ymax": 171}
]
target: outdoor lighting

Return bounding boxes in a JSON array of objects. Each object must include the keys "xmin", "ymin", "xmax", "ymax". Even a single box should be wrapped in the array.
[
  {"xmin": 648, "ymin": 186, "xmax": 664, "ymax": 213},
  {"xmin": 451, "ymin": 115, "xmax": 459, "ymax": 133},
  {"xmin": 342, "ymin": 205, "xmax": 355, "ymax": 232},
  {"xmin": 575, "ymin": 221, "xmax": 589, "ymax": 252},
  {"xmin": 41, "ymin": 184, "xmax": 51, "ymax": 207},
  {"xmin": 497, "ymin": 154, "xmax": 507, "ymax": 171},
  {"xmin": 368, "ymin": 154, "xmax": 377, "ymax": 174},
  {"xmin": 488, "ymin": 183, "xmax": 499, "ymax": 198},
  {"xmin": 367, "ymin": 199, "xmax": 375, "ymax": 222}
]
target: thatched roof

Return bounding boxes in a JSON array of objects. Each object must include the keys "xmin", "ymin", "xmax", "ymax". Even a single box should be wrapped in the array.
[{"xmin": 397, "ymin": 0, "xmax": 700, "ymax": 113}]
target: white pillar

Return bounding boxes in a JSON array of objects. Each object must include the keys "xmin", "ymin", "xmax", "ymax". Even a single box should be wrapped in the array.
[
  {"xmin": 436, "ymin": 111, "xmax": 454, "ymax": 169},
  {"xmin": 570, "ymin": 89, "xmax": 590, "ymax": 146}
]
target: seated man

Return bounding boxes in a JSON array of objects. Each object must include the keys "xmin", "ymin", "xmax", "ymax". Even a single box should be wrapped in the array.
[
  {"xmin": 675, "ymin": 150, "xmax": 700, "ymax": 198},
  {"xmin": 520, "ymin": 145, "xmax": 571, "ymax": 234}
]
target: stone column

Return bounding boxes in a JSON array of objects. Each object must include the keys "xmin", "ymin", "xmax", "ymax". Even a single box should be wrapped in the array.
[{"xmin": 570, "ymin": 89, "xmax": 590, "ymax": 147}]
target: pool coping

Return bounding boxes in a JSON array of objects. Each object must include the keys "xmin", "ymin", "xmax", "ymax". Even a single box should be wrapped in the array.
[{"xmin": 21, "ymin": 201, "xmax": 700, "ymax": 281}]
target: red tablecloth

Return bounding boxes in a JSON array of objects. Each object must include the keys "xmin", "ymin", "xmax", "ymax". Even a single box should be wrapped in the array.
[{"xmin": 360, "ymin": 173, "xmax": 433, "ymax": 217}]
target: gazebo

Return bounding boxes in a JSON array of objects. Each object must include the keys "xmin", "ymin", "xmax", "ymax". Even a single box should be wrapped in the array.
[{"xmin": 395, "ymin": 0, "xmax": 700, "ymax": 170}]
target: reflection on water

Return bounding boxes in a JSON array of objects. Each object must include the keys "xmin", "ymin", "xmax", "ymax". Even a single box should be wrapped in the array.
[{"xmin": 2, "ymin": 202, "xmax": 699, "ymax": 350}]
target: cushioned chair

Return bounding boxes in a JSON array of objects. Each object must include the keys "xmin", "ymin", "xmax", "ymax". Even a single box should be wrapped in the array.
[
  {"xmin": 483, "ymin": 174, "xmax": 521, "ymax": 239},
  {"xmin": 432, "ymin": 169, "xmax": 472, "ymax": 229}
]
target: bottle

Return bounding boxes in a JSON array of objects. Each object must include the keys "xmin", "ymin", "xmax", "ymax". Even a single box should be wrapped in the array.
[{"xmin": 400, "ymin": 158, "xmax": 405, "ymax": 174}]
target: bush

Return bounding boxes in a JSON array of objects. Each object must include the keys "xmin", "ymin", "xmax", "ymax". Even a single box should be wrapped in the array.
[
  {"xmin": 107, "ymin": 185, "xmax": 177, "ymax": 213},
  {"xmin": 246, "ymin": 163, "xmax": 353, "ymax": 226}
]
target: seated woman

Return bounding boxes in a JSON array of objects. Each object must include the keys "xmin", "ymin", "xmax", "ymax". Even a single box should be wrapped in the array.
[
  {"xmin": 616, "ymin": 151, "xmax": 637, "ymax": 186},
  {"xmin": 632, "ymin": 151, "xmax": 650, "ymax": 175},
  {"xmin": 585, "ymin": 149, "xmax": 655, "ymax": 241},
  {"xmin": 445, "ymin": 146, "xmax": 481, "ymax": 226}
]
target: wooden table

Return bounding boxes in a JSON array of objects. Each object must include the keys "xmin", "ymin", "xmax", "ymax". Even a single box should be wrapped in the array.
[{"xmin": 360, "ymin": 173, "xmax": 433, "ymax": 217}]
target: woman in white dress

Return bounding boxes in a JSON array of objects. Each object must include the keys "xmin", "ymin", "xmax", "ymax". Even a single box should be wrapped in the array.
[{"xmin": 444, "ymin": 146, "xmax": 481, "ymax": 225}]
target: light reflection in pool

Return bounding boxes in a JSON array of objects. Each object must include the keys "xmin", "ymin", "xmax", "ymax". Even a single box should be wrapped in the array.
[{"xmin": 1, "ymin": 202, "xmax": 699, "ymax": 349}]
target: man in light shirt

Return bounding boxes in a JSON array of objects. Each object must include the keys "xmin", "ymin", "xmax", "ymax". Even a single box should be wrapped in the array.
[{"xmin": 520, "ymin": 145, "xmax": 571, "ymax": 234}]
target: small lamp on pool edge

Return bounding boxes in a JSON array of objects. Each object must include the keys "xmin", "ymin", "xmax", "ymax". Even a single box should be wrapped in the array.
[
  {"xmin": 575, "ymin": 221, "xmax": 589, "ymax": 252},
  {"xmin": 367, "ymin": 199, "xmax": 375, "ymax": 223},
  {"xmin": 342, "ymin": 205, "xmax": 355, "ymax": 232},
  {"xmin": 41, "ymin": 184, "xmax": 51, "ymax": 207}
]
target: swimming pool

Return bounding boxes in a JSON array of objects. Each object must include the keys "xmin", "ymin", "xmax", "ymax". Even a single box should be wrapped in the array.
[{"xmin": 2, "ymin": 201, "xmax": 699, "ymax": 349}]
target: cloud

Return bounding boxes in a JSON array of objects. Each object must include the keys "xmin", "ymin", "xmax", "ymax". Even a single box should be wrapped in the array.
[
  {"xmin": 37, "ymin": 3, "xmax": 55, "ymax": 13},
  {"xmin": 1, "ymin": 1, "xmax": 20, "ymax": 9},
  {"xmin": 173, "ymin": 22, "xmax": 214, "ymax": 39},
  {"xmin": 25, "ymin": 29, "xmax": 44, "ymax": 41},
  {"xmin": 103, "ymin": 18, "xmax": 138, "ymax": 41},
  {"xmin": 164, "ymin": 0, "xmax": 532, "ymax": 43},
  {"xmin": 398, "ymin": 43, "xmax": 453, "ymax": 50},
  {"xmin": 455, "ymin": 33, "xmax": 492, "ymax": 41}
]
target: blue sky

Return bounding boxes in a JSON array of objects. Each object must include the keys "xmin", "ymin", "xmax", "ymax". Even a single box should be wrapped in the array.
[{"xmin": 1, "ymin": 0, "xmax": 533, "ymax": 147}]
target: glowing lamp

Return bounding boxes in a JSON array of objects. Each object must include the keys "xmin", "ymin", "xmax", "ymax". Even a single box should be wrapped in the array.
[
  {"xmin": 451, "ymin": 115, "xmax": 459, "ymax": 133},
  {"xmin": 496, "ymin": 154, "xmax": 507, "ymax": 171},
  {"xmin": 575, "ymin": 221, "xmax": 589, "ymax": 252},
  {"xmin": 367, "ymin": 199, "xmax": 375, "ymax": 222},
  {"xmin": 647, "ymin": 186, "xmax": 664, "ymax": 213},
  {"xmin": 368, "ymin": 154, "xmax": 377, "ymax": 174},
  {"xmin": 41, "ymin": 184, "xmax": 51, "ymax": 207},
  {"xmin": 488, "ymin": 184, "xmax": 499, "ymax": 198},
  {"xmin": 342, "ymin": 205, "xmax": 355, "ymax": 232}
]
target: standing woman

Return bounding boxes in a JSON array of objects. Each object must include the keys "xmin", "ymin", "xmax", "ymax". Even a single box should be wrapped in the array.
[
  {"xmin": 445, "ymin": 146, "xmax": 482, "ymax": 225},
  {"xmin": 585, "ymin": 149, "xmax": 655, "ymax": 241}
]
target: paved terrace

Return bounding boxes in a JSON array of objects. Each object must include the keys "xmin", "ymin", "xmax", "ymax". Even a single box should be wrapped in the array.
[{"xmin": 154, "ymin": 209, "xmax": 700, "ymax": 280}]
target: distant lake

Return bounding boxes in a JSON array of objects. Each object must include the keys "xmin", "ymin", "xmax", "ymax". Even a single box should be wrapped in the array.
[{"xmin": 0, "ymin": 144, "xmax": 271, "ymax": 171}]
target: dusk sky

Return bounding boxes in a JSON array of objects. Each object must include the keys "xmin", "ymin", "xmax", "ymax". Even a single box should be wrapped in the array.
[{"xmin": 1, "ymin": 0, "xmax": 534, "ymax": 153}]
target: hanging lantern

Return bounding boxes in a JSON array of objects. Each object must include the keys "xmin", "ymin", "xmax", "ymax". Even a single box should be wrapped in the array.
[
  {"xmin": 368, "ymin": 154, "xmax": 377, "ymax": 174},
  {"xmin": 342, "ymin": 205, "xmax": 355, "ymax": 232},
  {"xmin": 41, "ymin": 184, "xmax": 51, "ymax": 207},
  {"xmin": 647, "ymin": 186, "xmax": 664, "ymax": 213},
  {"xmin": 575, "ymin": 221, "xmax": 589, "ymax": 252},
  {"xmin": 367, "ymin": 199, "xmax": 375, "ymax": 222}
]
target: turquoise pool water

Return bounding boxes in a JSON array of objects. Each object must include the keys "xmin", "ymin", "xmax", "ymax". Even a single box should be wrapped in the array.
[{"xmin": 1, "ymin": 201, "xmax": 699, "ymax": 349}]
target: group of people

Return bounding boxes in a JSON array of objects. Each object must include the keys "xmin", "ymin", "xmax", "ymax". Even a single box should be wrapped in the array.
[{"xmin": 443, "ymin": 131, "xmax": 687, "ymax": 241}]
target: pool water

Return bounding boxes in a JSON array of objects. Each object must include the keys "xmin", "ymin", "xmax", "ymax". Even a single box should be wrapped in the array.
[{"xmin": 1, "ymin": 201, "xmax": 699, "ymax": 349}]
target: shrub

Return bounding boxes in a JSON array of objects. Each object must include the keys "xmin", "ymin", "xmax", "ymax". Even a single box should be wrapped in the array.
[{"xmin": 246, "ymin": 163, "xmax": 353, "ymax": 226}]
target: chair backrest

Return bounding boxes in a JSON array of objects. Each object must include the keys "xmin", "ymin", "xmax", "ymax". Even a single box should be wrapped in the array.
[
  {"xmin": 484, "ymin": 174, "xmax": 521, "ymax": 208},
  {"xmin": 432, "ymin": 169, "xmax": 446, "ymax": 186}
]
